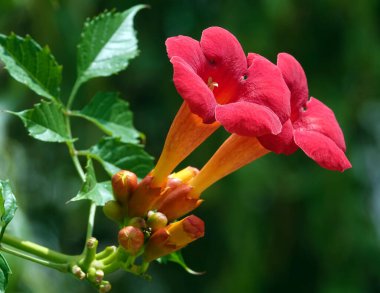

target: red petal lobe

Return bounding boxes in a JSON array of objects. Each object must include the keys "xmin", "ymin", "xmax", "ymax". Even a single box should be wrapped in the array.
[
  {"xmin": 215, "ymin": 102, "xmax": 282, "ymax": 137},
  {"xmin": 171, "ymin": 56, "xmax": 216, "ymax": 123},
  {"xmin": 277, "ymin": 53, "xmax": 309, "ymax": 118},
  {"xmin": 294, "ymin": 97, "xmax": 346, "ymax": 151},
  {"xmin": 241, "ymin": 54, "xmax": 291, "ymax": 123},
  {"xmin": 294, "ymin": 130, "xmax": 352, "ymax": 172},
  {"xmin": 166, "ymin": 36, "xmax": 206, "ymax": 73}
]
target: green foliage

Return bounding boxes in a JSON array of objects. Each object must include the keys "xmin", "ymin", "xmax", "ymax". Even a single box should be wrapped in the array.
[
  {"xmin": 69, "ymin": 159, "xmax": 113, "ymax": 206},
  {"xmin": 0, "ymin": 33, "xmax": 61, "ymax": 100},
  {"xmin": 76, "ymin": 5, "xmax": 146, "ymax": 85},
  {"xmin": 74, "ymin": 92, "xmax": 140, "ymax": 143},
  {"xmin": 0, "ymin": 180, "xmax": 17, "ymax": 239},
  {"xmin": 11, "ymin": 101, "xmax": 71, "ymax": 143},
  {"xmin": 88, "ymin": 138, "xmax": 154, "ymax": 178},
  {"xmin": 0, "ymin": 254, "xmax": 11, "ymax": 293},
  {"xmin": 157, "ymin": 251, "xmax": 203, "ymax": 275}
]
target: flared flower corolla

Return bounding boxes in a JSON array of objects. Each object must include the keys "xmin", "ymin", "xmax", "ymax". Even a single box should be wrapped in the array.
[
  {"xmin": 167, "ymin": 26, "xmax": 290, "ymax": 135},
  {"xmin": 150, "ymin": 27, "xmax": 291, "ymax": 187},
  {"xmin": 258, "ymin": 53, "xmax": 351, "ymax": 171}
]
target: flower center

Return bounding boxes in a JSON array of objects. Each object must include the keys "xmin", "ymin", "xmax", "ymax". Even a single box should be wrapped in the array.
[{"xmin": 207, "ymin": 77, "xmax": 218, "ymax": 92}]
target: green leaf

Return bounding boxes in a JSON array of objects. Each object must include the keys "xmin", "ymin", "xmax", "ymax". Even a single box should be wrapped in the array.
[
  {"xmin": 77, "ymin": 5, "xmax": 146, "ymax": 84},
  {"xmin": 10, "ymin": 101, "xmax": 71, "ymax": 143},
  {"xmin": 157, "ymin": 251, "xmax": 204, "ymax": 275},
  {"xmin": 0, "ymin": 180, "xmax": 17, "ymax": 240},
  {"xmin": 74, "ymin": 92, "xmax": 140, "ymax": 143},
  {"xmin": 69, "ymin": 159, "xmax": 113, "ymax": 206},
  {"xmin": 88, "ymin": 138, "xmax": 154, "ymax": 178},
  {"xmin": 0, "ymin": 253, "xmax": 11, "ymax": 293},
  {"xmin": 0, "ymin": 33, "xmax": 61, "ymax": 100}
]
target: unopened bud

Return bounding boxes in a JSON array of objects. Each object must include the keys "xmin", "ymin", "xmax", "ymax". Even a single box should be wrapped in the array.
[
  {"xmin": 87, "ymin": 267, "xmax": 97, "ymax": 282},
  {"xmin": 146, "ymin": 211, "xmax": 168, "ymax": 231},
  {"xmin": 128, "ymin": 217, "xmax": 146, "ymax": 229},
  {"xmin": 143, "ymin": 215, "xmax": 205, "ymax": 262},
  {"xmin": 103, "ymin": 200, "xmax": 124, "ymax": 223},
  {"xmin": 118, "ymin": 226, "xmax": 145, "ymax": 255},
  {"xmin": 87, "ymin": 237, "xmax": 98, "ymax": 249},
  {"xmin": 158, "ymin": 184, "xmax": 203, "ymax": 221},
  {"xmin": 72, "ymin": 265, "xmax": 86, "ymax": 280},
  {"xmin": 99, "ymin": 281, "xmax": 112, "ymax": 293},
  {"xmin": 95, "ymin": 270, "xmax": 104, "ymax": 284},
  {"xmin": 112, "ymin": 170, "xmax": 138, "ymax": 205},
  {"xmin": 169, "ymin": 166, "xmax": 199, "ymax": 183}
]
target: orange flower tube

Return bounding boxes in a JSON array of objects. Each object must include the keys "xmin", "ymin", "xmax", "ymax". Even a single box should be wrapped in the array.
[
  {"xmin": 151, "ymin": 103, "xmax": 219, "ymax": 187},
  {"xmin": 189, "ymin": 134, "xmax": 270, "ymax": 197}
]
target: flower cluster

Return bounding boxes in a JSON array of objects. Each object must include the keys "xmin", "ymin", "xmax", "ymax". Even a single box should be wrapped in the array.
[{"xmin": 104, "ymin": 26, "xmax": 351, "ymax": 264}]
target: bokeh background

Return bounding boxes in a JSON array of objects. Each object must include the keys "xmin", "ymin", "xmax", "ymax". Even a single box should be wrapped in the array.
[{"xmin": 1, "ymin": 0, "xmax": 380, "ymax": 292}]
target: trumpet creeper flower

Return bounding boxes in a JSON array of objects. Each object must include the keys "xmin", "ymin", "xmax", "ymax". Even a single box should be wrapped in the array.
[
  {"xmin": 258, "ymin": 53, "xmax": 351, "ymax": 171},
  {"xmin": 151, "ymin": 26, "xmax": 290, "ymax": 187}
]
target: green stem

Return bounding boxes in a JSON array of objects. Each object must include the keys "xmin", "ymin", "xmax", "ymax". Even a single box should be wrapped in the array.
[
  {"xmin": 0, "ymin": 245, "xmax": 69, "ymax": 272},
  {"xmin": 82, "ymin": 202, "xmax": 97, "ymax": 254},
  {"xmin": 66, "ymin": 80, "xmax": 81, "ymax": 110},
  {"xmin": 1, "ymin": 234, "xmax": 75, "ymax": 264}
]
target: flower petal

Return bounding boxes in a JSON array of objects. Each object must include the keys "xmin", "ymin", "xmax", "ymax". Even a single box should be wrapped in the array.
[
  {"xmin": 166, "ymin": 36, "xmax": 207, "ymax": 73},
  {"xmin": 200, "ymin": 27, "xmax": 247, "ymax": 77},
  {"xmin": 171, "ymin": 56, "xmax": 216, "ymax": 123},
  {"xmin": 215, "ymin": 101, "xmax": 282, "ymax": 136},
  {"xmin": 294, "ymin": 97, "xmax": 347, "ymax": 151},
  {"xmin": 277, "ymin": 53, "xmax": 309, "ymax": 118},
  {"xmin": 258, "ymin": 120, "xmax": 298, "ymax": 154},
  {"xmin": 294, "ymin": 129, "xmax": 352, "ymax": 172},
  {"xmin": 240, "ymin": 54, "xmax": 291, "ymax": 123}
]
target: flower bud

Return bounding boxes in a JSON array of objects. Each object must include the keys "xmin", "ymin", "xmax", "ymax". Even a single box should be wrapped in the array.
[
  {"xmin": 128, "ymin": 217, "xmax": 147, "ymax": 229},
  {"xmin": 103, "ymin": 200, "xmax": 124, "ymax": 223},
  {"xmin": 127, "ymin": 175, "xmax": 162, "ymax": 217},
  {"xmin": 112, "ymin": 170, "xmax": 138, "ymax": 205},
  {"xmin": 99, "ymin": 281, "xmax": 112, "ymax": 293},
  {"xmin": 146, "ymin": 211, "xmax": 168, "ymax": 231},
  {"xmin": 118, "ymin": 226, "xmax": 145, "ymax": 255},
  {"xmin": 158, "ymin": 184, "xmax": 203, "ymax": 221},
  {"xmin": 143, "ymin": 215, "xmax": 204, "ymax": 262}
]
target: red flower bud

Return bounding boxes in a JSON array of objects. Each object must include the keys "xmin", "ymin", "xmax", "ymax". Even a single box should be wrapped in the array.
[
  {"xmin": 143, "ymin": 215, "xmax": 204, "ymax": 262},
  {"xmin": 146, "ymin": 211, "xmax": 168, "ymax": 231},
  {"xmin": 118, "ymin": 226, "xmax": 145, "ymax": 255},
  {"xmin": 112, "ymin": 170, "xmax": 138, "ymax": 205},
  {"xmin": 103, "ymin": 200, "xmax": 124, "ymax": 223}
]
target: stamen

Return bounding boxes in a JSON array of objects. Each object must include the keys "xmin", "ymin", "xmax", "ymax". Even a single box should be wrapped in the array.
[{"xmin": 207, "ymin": 77, "xmax": 219, "ymax": 91}]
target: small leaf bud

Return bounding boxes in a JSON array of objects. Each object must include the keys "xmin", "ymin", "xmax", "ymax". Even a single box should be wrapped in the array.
[
  {"xmin": 146, "ymin": 211, "xmax": 168, "ymax": 231},
  {"xmin": 112, "ymin": 170, "xmax": 138, "ymax": 204},
  {"xmin": 118, "ymin": 226, "xmax": 145, "ymax": 255}
]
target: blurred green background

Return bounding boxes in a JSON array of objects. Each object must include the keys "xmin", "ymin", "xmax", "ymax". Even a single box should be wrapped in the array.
[{"xmin": 1, "ymin": 0, "xmax": 379, "ymax": 292}]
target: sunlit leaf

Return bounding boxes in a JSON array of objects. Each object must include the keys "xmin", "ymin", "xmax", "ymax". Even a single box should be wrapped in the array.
[
  {"xmin": 73, "ymin": 92, "xmax": 140, "ymax": 143},
  {"xmin": 0, "ymin": 253, "xmax": 11, "ymax": 293},
  {"xmin": 11, "ymin": 101, "xmax": 71, "ymax": 143},
  {"xmin": 69, "ymin": 159, "xmax": 113, "ymax": 206},
  {"xmin": 76, "ymin": 5, "xmax": 146, "ymax": 85},
  {"xmin": 0, "ymin": 33, "xmax": 61, "ymax": 100},
  {"xmin": 0, "ymin": 180, "xmax": 17, "ymax": 240},
  {"xmin": 88, "ymin": 138, "xmax": 154, "ymax": 178},
  {"xmin": 157, "ymin": 251, "xmax": 204, "ymax": 275}
]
